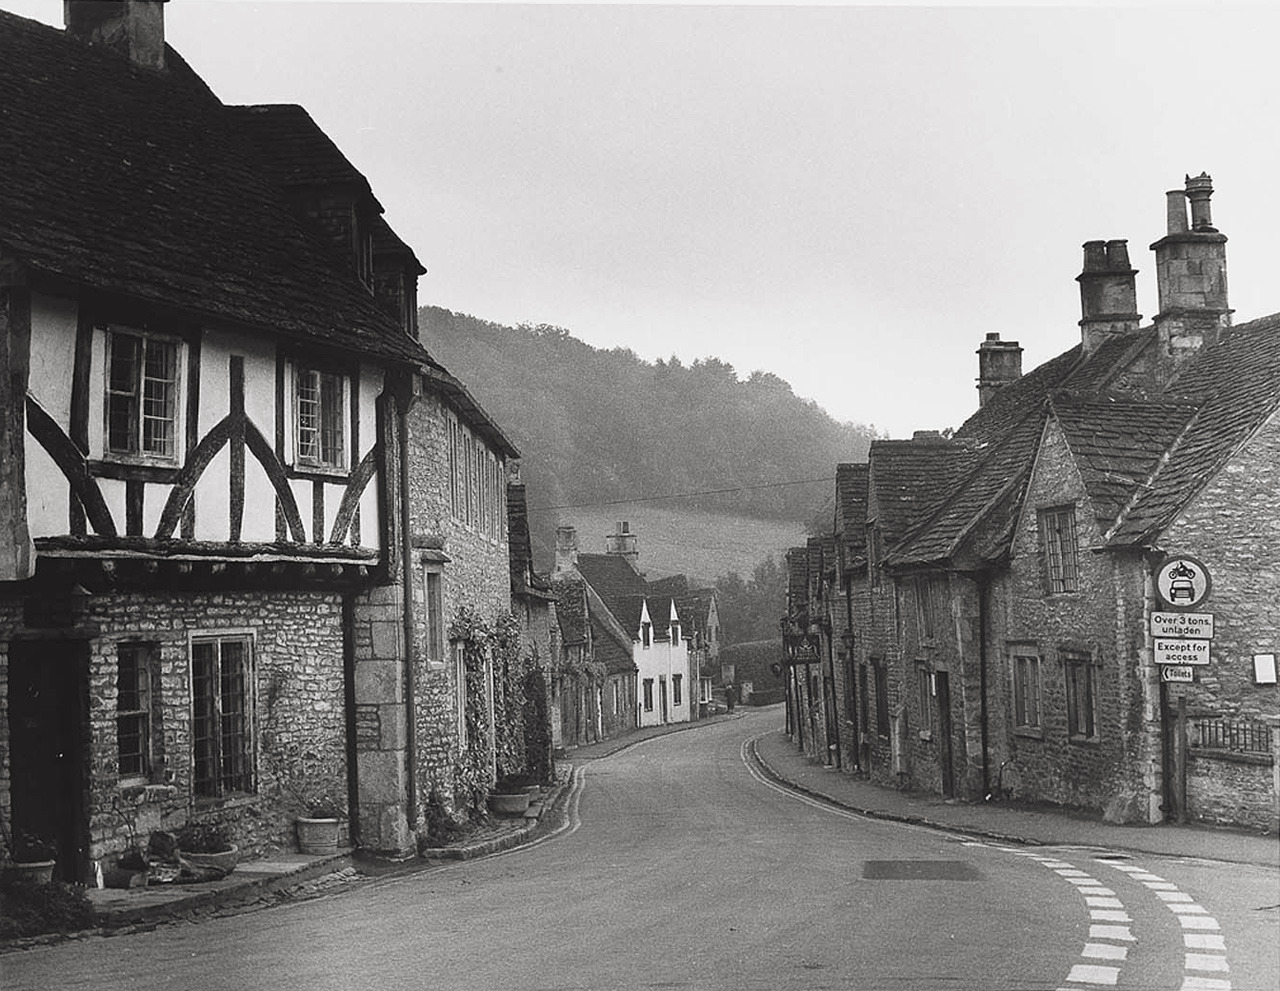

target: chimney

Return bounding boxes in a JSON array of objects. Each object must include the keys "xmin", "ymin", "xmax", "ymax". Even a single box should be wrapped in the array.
[
  {"xmin": 604, "ymin": 521, "xmax": 640, "ymax": 569},
  {"xmin": 975, "ymin": 333, "xmax": 1023, "ymax": 407},
  {"xmin": 553, "ymin": 525, "xmax": 579, "ymax": 577},
  {"xmin": 1076, "ymin": 238, "xmax": 1141, "ymax": 353},
  {"xmin": 1150, "ymin": 173, "xmax": 1231, "ymax": 378},
  {"xmin": 65, "ymin": 1, "xmax": 168, "ymax": 72}
]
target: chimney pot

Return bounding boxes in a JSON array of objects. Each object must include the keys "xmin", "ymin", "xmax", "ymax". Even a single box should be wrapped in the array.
[
  {"xmin": 1165, "ymin": 189, "xmax": 1189, "ymax": 235},
  {"xmin": 1081, "ymin": 240, "xmax": 1108, "ymax": 272},
  {"xmin": 1104, "ymin": 239, "xmax": 1132, "ymax": 270},
  {"xmin": 1185, "ymin": 172, "xmax": 1217, "ymax": 232}
]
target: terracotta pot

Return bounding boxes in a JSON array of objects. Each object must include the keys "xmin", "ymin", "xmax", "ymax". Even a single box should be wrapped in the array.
[
  {"xmin": 487, "ymin": 792, "xmax": 532, "ymax": 816},
  {"xmin": 179, "ymin": 844, "xmax": 240, "ymax": 875},
  {"xmin": 296, "ymin": 817, "xmax": 340, "ymax": 855}
]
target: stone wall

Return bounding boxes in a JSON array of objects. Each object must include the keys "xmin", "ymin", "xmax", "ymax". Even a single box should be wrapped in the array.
[{"xmin": 0, "ymin": 587, "xmax": 349, "ymax": 870}]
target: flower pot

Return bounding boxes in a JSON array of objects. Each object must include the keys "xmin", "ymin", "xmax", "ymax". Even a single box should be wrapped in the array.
[
  {"xmin": 8, "ymin": 859, "xmax": 56, "ymax": 884},
  {"xmin": 296, "ymin": 817, "xmax": 340, "ymax": 855},
  {"xmin": 179, "ymin": 844, "xmax": 240, "ymax": 875},
  {"xmin": 487, "ymin": 792, "xmax": 532, "ymax": 816}
]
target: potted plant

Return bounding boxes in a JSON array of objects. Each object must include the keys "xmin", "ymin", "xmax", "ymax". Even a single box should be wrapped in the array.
[
  {"xmin": 4, "ymin": 829, "xmax": 58, "ymax": 885},
  {"xmin": 175, "ymin": 821, "xmax": 239, "ymax": 875},
  {"xmin": 487, "ymin": 776, "xmax": 534, "ymax": 816},
  {"xmin": 296, "ymin": 794, "xmax": 345, "ymax": 855}
]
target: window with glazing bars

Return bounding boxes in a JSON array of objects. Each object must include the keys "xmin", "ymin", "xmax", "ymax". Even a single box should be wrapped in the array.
[
  {"xmin": 1012, "ymin": 653, "xmax": 1041, "ymax": 730},
  {"xmin": 106, "ymin": 329, "xmax": 179, "ymax": 460},
  {"xmin": 1038, "ymin": 505, "xmax": 1079, "ymax": 593},
  {"xmin": 191, "ymin": 637, "xmax": 253, "ymax": 797},
  {"xmin": 296, "ymin": 367, "xmax": 345, "ymax": 469},
  {"xmin": 117, "ymin": 642, "xmax": 158, "ymax": 779}
]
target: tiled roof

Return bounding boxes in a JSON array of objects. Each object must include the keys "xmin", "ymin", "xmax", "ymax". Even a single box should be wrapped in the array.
[
  {"xmin": 225, "ymin": 104, "xmax": 380, "ymax": 198},
  {"xmin": 674, "ymin": 587, "xmax": 715, "ymax": 633},
  {"xmin": 575, "ymin": 553, "xmax": 647, "ymax": 620},
  {"xmin": 786, "ymin": 546, "xmax": 809, "ymax": 620},
  {"xmin": 869, "ymin": 437, "xmax": 979, "ymax": 549},
  {"xmin": 956, "ymin": 345, "xmax": 1082, "ymax": 444},
  {"xmin": 589, "ymin": 615, "xmax": 635, "ymax": 674},
  {"xmin": 1109, "ymin": 312, "xmax": 1280, "ymax": 544},
  {"xmin": 1054, "ymin": 397, "xmax": 1195, "ymax": 532},
  {"xmin": 551, "ymin": 577, "xmax": 588, "ymax": 645},
  {"xmin": 0, "ymin": 12, "xmax": 426, "ymax": 366}
]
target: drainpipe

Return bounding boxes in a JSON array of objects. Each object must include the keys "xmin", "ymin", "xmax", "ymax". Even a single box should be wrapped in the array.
[
  {"xmin": 399, "ymin": 381, "xmax": 418, "ymax": 832},
  {"xmin": 978, "ymin": 571, "xmax": 990, "ymax": 799}
]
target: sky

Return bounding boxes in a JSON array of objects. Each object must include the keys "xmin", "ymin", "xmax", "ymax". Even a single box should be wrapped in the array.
[{"xmin": 7, "ymin": 1, "xmax": 1278, "ymax": 438}]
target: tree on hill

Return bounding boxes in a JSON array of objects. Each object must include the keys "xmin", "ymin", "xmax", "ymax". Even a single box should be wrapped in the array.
[{"xmin": 419, "ymin": 305, "xmax": 879, "ymax": 550}]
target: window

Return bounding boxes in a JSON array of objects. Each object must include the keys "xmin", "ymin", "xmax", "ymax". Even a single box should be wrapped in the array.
[
  {"xmin": 642, "ymin": 622, "xmax": 651, "ymax": 648},
  {"xmin": 453, "ymin": 643, "xmax": 468, "ymax": 747},
  {"xmin": 914, "ymin": 576, "xmax": 943, "ymax": 641},
  {"xmin": 1038, "ymin": 506, "xmax": 1079, "ymax": 594},
  {"xmin": 191, "ymin": 636, "xmax": 253, "ymax": 798},
  {"xmin": 1012, "ymin": 653, "xmax": 1042, "ymax": 732},
  {"xmin": 1064, "ymin": 653, "xmax": 1097, "ymax": 739},
  {"xmin": 105, "ymin": 327, "xmax": 179, "ymax": 461},
  {"xmin": 670, "ymin": 621, "xmax": 680, "ymax": 645},
  {"xmin": 295, "ymin": 365, "xmax": 346, "ymax": 470},
  {"xmin": 642, "ymin": 678, "xmax": 654, "ymax": 712},
  {"xmin": 117, "ymin": 643, "xmax": 159, "ymax": 780},
  {"xmin": 445, "ymin": 414, "xmax": 504, "ymax": 538},
  {"xmin": 873, "ymin": 660, "xmax": 890, "ymax": 739},
  {"xmin": 917, "ymin": 668, "xmax": 934, "ymax": 736},
  {"xmin": 699, "ymin": 678, "xmax": 712, "ymax": 704},
  {"xmin": 673, "ymin": 674, "xmax": 683, "ymax": 707},
  {"xmin": 423, "ymin": 567, "xmax": 444, "ymax": 668},
  {"xmin": 612, "ymin": 681, "xmax": 620, "ymax": 715}
]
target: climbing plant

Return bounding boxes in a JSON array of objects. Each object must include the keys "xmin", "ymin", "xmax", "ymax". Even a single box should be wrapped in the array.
[{"xmin": 449, "ymin": 606, "xmax": 494, "ymax": 817}]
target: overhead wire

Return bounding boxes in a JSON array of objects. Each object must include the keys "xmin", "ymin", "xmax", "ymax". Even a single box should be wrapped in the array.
[{"xmin": 526, "ymin": 476, "xmax": 836, "ymax": 513}]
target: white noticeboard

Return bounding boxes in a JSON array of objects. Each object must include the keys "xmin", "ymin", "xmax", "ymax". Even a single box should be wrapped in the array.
[
  {"xmin": 1153, "ymin": 639, "xmax": 1211, "ymax": 666},
  {"xmin": 1150, "ymin": 612, "xmax": 1214, "ymax": 639}
]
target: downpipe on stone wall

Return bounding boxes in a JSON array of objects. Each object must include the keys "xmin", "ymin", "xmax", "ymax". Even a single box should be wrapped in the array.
[
  {"xmin": 977, "ymin": 571, "xmax": 991, "ymax": 801},
  {"xmin": 399, "ymin": 376, "xmax": 421, "ymax": 833}
]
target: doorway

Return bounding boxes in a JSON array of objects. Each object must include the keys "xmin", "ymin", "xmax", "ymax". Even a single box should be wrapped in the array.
[
  {"xmin": 8, "ymin": 639, "xmax": 91, "ymax": 882},
  {"xmin": 935, "ymin": 670, "xmax": 955, "ymax": 799}
]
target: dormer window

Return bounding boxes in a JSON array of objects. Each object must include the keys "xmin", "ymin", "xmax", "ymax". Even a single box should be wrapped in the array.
[
  {"xmin": 670, "ymin": 621, "xmax": 680, "ymax": 644},
  {"xmin": 105, "ymin": 327, "xmax": 181, "ymax": 463},
  {"xmin": 642, "ymin": 622, "xmax": 651, "ymax": 648}
]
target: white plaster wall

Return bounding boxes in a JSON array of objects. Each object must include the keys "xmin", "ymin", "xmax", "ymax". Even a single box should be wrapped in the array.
[
  {"xmin": 27, "ymin": 292, "xmax": 78, "ymax": 424},
  {"xmin": 241, "ymin": 456, "xmax": 276, "ymax": 542},
  {"xmin": 23, "ymin": 434, "xmax": 68, "ymax": 538},
  {"xmin": 99, "ymin": 477, "xmax": 126, "ymax": 534},
  {"xmin": 194, "ymin": 447, "xmax": 231, "ymax": 541}
]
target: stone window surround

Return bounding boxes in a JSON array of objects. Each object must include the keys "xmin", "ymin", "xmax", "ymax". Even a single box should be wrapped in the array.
[{"xmin": 188, "ymin": 627, "xmax": 257, "ymax": 802}]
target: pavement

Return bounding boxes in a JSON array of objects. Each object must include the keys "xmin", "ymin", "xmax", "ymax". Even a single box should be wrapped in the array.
[{"xmin": 11, "ymin": 706, "xmax": 1275, "ymax": 948}]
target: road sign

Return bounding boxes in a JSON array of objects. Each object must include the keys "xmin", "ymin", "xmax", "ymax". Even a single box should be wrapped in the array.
[
  {"xmin": 1155, "ymin": 555, "xmax": 1211, "ymax": 609},
  {"xmin": 1154, "ymin": 638, "xmax": 1210, "ymax": 666},
  {"xmin": 1151, "ymin": 611, "xmax": 1214, "ymax": 639},
  {"xmin": 1161, "ymin": 666, "xmax": 1195, "ymax": 683}
]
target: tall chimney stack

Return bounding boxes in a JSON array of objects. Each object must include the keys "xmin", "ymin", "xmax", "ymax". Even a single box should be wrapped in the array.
[
  {"xmin": 604, "ymin": 521, "xmax": 641, "ymax": 571},
  {"xmin": 976, "ymin": 333, "xmax": 1023, "ymax": 407},
  {"xmin": 65, "ymin": 1, "xmax": 168, "ymax": 72},
  {"xmin": 1150, "ymin": 173, "xmax": 1230, "ymax": 380},
  {"xmin": 1076, "ymin": 238, "xmax": 1141, "ymax": 353},
  {"xmin": 553, "ymin": 525, "xmax": 579, "ymax": 577}
]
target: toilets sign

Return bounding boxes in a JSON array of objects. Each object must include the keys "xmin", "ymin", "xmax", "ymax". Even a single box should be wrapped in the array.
[{"xmin": 1155, "ymin": 555, "xmax": 1211, "ymax": 610}]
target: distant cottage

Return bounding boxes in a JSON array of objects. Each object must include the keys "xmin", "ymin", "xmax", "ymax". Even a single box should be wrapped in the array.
[{"xmin": 787, "ymin": 175, "xmax": 1279, "ymax": 831}]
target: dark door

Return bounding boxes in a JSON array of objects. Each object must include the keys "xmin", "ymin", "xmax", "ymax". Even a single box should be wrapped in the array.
[
  {"xmin": 935, "ymin": 670, "xmax": 955, "ymax": 799},
  {"xmin": 8, "ymin": 640, "xmax": 91, "ymax": 882}
]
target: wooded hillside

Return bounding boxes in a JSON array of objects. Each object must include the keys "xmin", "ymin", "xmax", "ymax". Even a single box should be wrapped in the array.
[{"xmin": 421, "ymin": 306, "xmax": 878, "ymax": 556}]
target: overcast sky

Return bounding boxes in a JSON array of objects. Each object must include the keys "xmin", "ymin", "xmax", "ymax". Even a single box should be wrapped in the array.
[{"xmin": 8, "ymin": 1, "xmax": 1278, "ymax": 438}]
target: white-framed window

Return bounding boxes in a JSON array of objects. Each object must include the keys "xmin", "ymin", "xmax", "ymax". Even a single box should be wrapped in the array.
[
  {"xmin": 117, "ymin": 642, "xmax": 160, "ymax": 781},
  {"xmin": 642, "ymin": 622, "xmax": 651, "ymax": 648},
  {"xmin": 1064, "ymin": 652, "xmax": 1097, "ymax": 740},
  {"xmin": 105, "ymin": 326, "xmax": 181, "ymax": 462},
  {"xmin": 191, "ymin": 634, "xmax": 254, "ymax": 798},
  {"xmin": 670, "ymin": 621, "xmax": 680, "ymax": 645},
  {"xmin": 294, "ymin": 365, "xmax": 347, "ymax": 471},
  {"xmin": 1012, "ymin": 652, "xmax": 1042, "ymax": 732},
  {"xmin": 642, "ymin": 678, "xmax": 654, "ymax": 712},
  {"xmin": 673, "ymin": 673, "xmax": 683, "ymax": 707},
  {"xmin": 422, "ymin": 566, "xmax": 445, "ymax": 670},
  {"xmin": 917, "ymin": 667, "xmax": 934, "ymax": 736}
]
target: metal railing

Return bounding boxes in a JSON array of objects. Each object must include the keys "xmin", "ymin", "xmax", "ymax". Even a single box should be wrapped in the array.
[{"xmin": 1192, "ymin": 716, "xmax": 1274, "ymax": 755}]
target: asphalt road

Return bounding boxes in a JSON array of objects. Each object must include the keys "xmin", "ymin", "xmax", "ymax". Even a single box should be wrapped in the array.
[{"xmin": 5, "ymin": 708, "xmax": 1277, "ymax": 990}]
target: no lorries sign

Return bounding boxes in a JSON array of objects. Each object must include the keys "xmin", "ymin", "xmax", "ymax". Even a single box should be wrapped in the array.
[
  {"xmin": 1155, "ymin": 555, "xmax": 1211, "ymax": 609},
  {"xmin": 1154, "ymin": 638, "xmax": 1211, "ymax": 666}
]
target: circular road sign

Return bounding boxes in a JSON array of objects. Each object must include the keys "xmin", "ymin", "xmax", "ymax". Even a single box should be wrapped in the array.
[{"xmin": 1155, "ymin": 554, "xmax": 1212, "ymax": 609}]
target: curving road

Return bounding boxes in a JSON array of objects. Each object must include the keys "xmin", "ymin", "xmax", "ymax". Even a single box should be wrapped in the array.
[{"xmin": 5, "ymin": 708, "xmax": 1276, "ymax": 990}]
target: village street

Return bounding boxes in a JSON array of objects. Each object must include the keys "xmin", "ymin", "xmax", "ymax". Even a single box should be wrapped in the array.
[{"xmin": 4, "ymin": 708, "xmax": 1278, "ymax": 991}]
